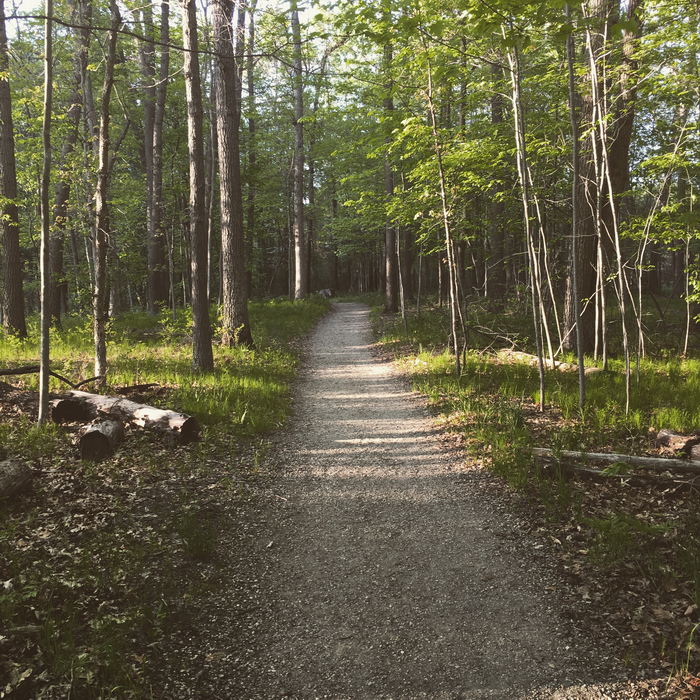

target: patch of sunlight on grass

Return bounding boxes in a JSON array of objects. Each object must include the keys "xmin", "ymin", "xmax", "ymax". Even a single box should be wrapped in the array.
[{"xmin": 0, "ymin": 298, "xmax": 329, "ymax": 436}]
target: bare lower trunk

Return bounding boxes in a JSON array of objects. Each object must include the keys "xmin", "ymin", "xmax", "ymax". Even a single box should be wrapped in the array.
[
  {"xmin": 183, "ymin": 0, "xmax": 214, "ymax": 370},
  {"xmin": 93, "ymin": 0, "xmax": 120, "ymax": 381},
  {"xmin": 0, "ymin": 0, "xmax": 26, "ymax": 337},
  {"xmin": 214, "ymin": 0, "xmax": 253, "ymax": 347},
  {"xmin": 290, "ymin": 0, "xmax": 306, "ymax": 299}
]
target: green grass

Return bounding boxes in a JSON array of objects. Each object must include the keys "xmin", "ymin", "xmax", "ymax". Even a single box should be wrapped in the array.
[
  {"xmin": 375, "ymin": 302, "xmax": 700, "ymax": 671},
  {"xmin": 0, "ymin": 297, "xmax": 329, "ymax": 698},
  {"xmin": 0, "ymin": 298, "xmax": 329, "ymax": 432}
]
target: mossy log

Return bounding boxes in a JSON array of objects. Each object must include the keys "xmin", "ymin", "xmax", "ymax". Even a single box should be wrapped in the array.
[{"xmin": 533, "ymin": 447, "xmax": 700, "ymax": 474}]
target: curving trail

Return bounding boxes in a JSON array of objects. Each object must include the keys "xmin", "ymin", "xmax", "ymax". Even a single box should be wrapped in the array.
[{"xmin": 250, "ymin": 302, "xmax": 624, "ymax": 699}]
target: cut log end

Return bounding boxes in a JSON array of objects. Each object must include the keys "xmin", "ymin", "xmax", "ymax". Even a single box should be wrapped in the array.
[
  {"xmin": 178, "ymin": 416, "xmax": 201, "ymax": 444},
  {"xmin": 78, "ymin": 419, "xmax": 124, "ymax": 461}
]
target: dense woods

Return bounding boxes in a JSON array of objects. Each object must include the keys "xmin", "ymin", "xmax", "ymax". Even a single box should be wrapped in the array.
[
  {"xmin": 0, "ymin": 0, "xmax": 695, "ymax": 389},
  {"xmin": 1, "ymin": 0, "xmax": 700, "ymax": 695}
]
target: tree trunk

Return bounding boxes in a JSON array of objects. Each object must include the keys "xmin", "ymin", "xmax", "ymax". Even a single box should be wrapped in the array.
[
  {"xmin": 246, "ymin": 0, "xmax": 258, "ymax": 294},
  {"xmin": 487, "ymin": 63, "xmax": 506, "ymax": 301},
  {"xmin": 146, "ymin": 0, "xmax": 170, "ymax": 311},
  {"xmin": 93, "ymin": 0, "xmax": 120, "ymax": 381},
  {"xmin": 0, "ymin": 0, "xmax": 26, "ymax": 337},
  {"xmin": 290, "ymin": 0, "xmax": 307, "ymax": 299},
  {"xmin": 383, "ymin": 37, "xmax": 398, "ymax": 314},
  {"xmin": 214, "ymin": 0, "xmax": 254, "ymax": 347},
  {"xmin": 49, "ymin": 0, "xmax": 84, "ymax": 328},
  {"xmin": 38, "ymin": 0, "xmax": 53, "ymax": 425},
  {"xmin": 79, "ymin": 419, "xmax": 123, "ymax": 460},
  {"xmin": 182, "ymin": 0, "xmax": 214, "ymax": 370}
]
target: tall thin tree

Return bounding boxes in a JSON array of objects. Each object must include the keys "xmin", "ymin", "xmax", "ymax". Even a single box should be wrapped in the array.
[
  {"xmin": 93, "ymin": 0, "xmax": 120, "ymax": 381},
  {"xmin": 0, "ymin": 0, "xmax": 26, "ymax": 337},
  {"xmin": 183, "ymin": 0, "xmax": 214, "ymax": 370},
  {"xmin": 213, "ymin": 0, "xmax": 254, "ymax": 346},
  {"xmin": 290, "ymin": 0, "xmax": 307, "ymax": 299},
  {"xmin": 38, "ymin": 0, "xmax": 53, "ymax": 424}
]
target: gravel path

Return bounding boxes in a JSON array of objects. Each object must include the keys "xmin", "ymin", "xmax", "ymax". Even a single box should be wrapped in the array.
[
  {"xmin": 249, "ymin": 303, "xmax": 632, "ymax": 699},
  {"xmin": 162, "ymin": 302, "xmax": 657, "ymax": 699}
]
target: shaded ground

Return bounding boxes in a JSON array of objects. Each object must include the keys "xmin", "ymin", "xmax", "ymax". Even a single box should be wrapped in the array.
[{"xmin": 163, "ymin": 302, "xmax": 677, "ymax": 698}]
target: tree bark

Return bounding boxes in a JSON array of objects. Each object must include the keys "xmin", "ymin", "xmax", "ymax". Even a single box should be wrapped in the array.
[
  {"xmin": 49, "ymin": 0, "xmax": 84, "ymax": 328},
  {"xmin": 0, "ymin": 0, "xmax": 26, "ymax": 337},
  {"xmin": 38, "ymin": 0, "xmax": 53, "ymax": 424},
  {"xmin": 52, "ymin": 390, "xmax": 200, "ymax": 443},
  {"xmin": 383, "ymin": 36, "xmax": 398, "ymax": 313},
  {"xmin": 93, "ymin": 0, "xmax": 120, "ymax": 381},
  {"xmin": 139, "ymin": 2, "xmax": 169, "ymax": 312},
  {"xmin": 487, "ymin": 63, "xmax": 506, "ymax": 301},
  {"xmin": 182, "ymin": 0, "xmax": 214, "ymax": 370},
  {"xmin": 79, "ymin": 419, "xmax": 123, "ymax": 460},
  {"xmin": 290, "ymin": 0, "xmax": 307, "ymax": 299},
  {"xmin": 214, "ymin": 0, "xmax": 254, "ymax": 347}
]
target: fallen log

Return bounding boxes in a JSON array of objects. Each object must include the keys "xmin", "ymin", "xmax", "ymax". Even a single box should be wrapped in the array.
[
  {"xmin": 0, "ymin": 459, "xmax": 33, "ymax": 498},
  {"xmin": 78, "ymin": 419, "xmax": 124, "ymax": 461},
  {"xmin": 496, "ymin": 350, "xmax": 602, "ymax": 375},
  {"xmin": 656, "ymin": 429, "xmax": 700, "ymax": 455},
  {"xmin": 538, "ymin": 456, "xmax": 686, "ymax": 487},
  {"xmin": 51, "ymin": 390, "xmax": 200, "ymax": 443},
  {"xmin": 533, "ymin": 447, "xmax": 700, "ymax": 474}
]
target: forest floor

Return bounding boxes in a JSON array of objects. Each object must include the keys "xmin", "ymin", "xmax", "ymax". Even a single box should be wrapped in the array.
[
  {"xmin": 160, "ymin": 302, "xmax": 685, "ymax": 699},
  {"xmin": 3, "ymin": 300, "xmax": 699, "ymax": 698}
]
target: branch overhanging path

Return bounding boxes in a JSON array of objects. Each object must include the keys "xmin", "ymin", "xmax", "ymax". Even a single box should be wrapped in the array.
[{"xmin": 164, "ymin": 302, "xmax": 630, "ymax": 697}]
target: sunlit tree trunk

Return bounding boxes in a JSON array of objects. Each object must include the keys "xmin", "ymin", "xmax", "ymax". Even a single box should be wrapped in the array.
[
  {"xmin": 290, "ymin": 0, "xmax": 307, "ymax": 299},
  {"xmin": 93, "ymin": 0, "xmax": 120, "ymax": 381},
  {"xmin": 214, "ymin": 0, "xmax": 253, "ymax": 346},
  {"xmin": 183, "ymin": 0, "xmax": 214, "ymax": 370},
  {"xmin": 0, "ymin": 0, "xmax": 26, "ymax": 337},
  {"xmin": 38, "ymin": 0, "xmax": 53, "ymax": 424}
]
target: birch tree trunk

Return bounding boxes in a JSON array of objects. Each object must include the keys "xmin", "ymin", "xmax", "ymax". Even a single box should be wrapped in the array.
[
  {"xmin": 38, "ymin": 0, "xmax": 53, "ymax": 424},
  {"xmin": 182, "ymin": 0, "xmax": 214, "ymax": 370},
  {"xmin": 290, "ymin": 0, "xmax": 307, "ymax": 299}
]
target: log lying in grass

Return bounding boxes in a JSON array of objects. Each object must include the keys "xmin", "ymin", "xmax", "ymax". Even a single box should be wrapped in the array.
[
  {"xmin": 0, "ymin": 460, "xmax": 33, "ymax": 498},
  {"xmin": 78, "ymin": 420, "xmax": 124, "ymax": 461},
  {"xmin": 533, "ymin": 447, "xmax": 700, "ymax": 474},
  {"xmin": 655, "ymin": 429, "xmax": 700, "ymax": 457},
  {"xmin": 51, "ymin": 390, "xmax": 200, "ymax": 444},
  {"xmin": 496, "ymin": 350, "xmax": 602, "ymax": 375},
  {"xmin": 538, "ymin": 457, "xmax": 683, "ymax": 487}
]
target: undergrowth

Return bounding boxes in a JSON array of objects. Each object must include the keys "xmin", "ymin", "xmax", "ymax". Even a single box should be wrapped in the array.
[
  {"xmin": 374, "ymin": 299, "xmax": 700, "ymax": 674},
  {"xmin": 0, "ymin": 297, "xmax": 328, "ymax": 698}
]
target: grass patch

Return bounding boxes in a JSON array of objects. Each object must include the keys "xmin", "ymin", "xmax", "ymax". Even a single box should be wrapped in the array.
[
  {"xmin": 375, "ymin": 301, "xmax": 700, "ymax": 674},
  {"xmin": 0, "ymin": 297, "xmax": 328, "ymax": 698}
]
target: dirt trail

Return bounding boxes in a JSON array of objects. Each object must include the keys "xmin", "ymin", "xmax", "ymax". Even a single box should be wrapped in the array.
[{"xmin": 248, "ymin": 303, "xmax": 628, "ymax": 698}]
